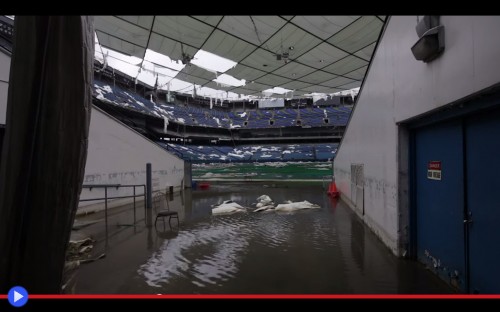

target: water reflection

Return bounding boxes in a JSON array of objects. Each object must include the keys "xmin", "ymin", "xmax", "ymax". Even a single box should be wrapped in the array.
[
  {"xmin": 139, "ymin": 217, "xmax": 251, "ymax": 288},
  {"xmin": 74, "ymin": 182, "xmax": 453, "ymax": 294},
  {"xmin": 350, "ymin": 217, "xmax": 365, "ymax": 273}
]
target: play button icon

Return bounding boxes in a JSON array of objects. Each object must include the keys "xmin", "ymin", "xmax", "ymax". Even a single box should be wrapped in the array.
[{"xmin": 8, "ymin": 286, "xmax": 28, "ymax": 307}]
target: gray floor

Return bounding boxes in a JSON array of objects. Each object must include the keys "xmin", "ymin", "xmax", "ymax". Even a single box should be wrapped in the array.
[{"xmin": 70, "ymin": 182, "xmax": 454, "ymax": 294}]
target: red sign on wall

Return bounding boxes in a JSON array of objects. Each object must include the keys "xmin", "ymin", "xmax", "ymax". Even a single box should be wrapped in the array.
[{"xmin": 427, "ymin": 161, "xmax": 442, "ymax": 180}]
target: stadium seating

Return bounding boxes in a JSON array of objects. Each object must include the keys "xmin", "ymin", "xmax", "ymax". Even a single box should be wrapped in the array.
[
  {"xmin": 159, "ymin": 142, "xmax": 339, "ymax": 163},
  {"xmin": 93, "ymin": 78, "xmax": 351, "ymax": 130},
  {"xmin": 94, "ymin": 79, "xmax": 342, "ymax": 164}
]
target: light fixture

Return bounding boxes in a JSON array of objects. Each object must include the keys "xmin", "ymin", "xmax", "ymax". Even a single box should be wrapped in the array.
[
  {"xmin": 276, "ymin": 52, "xmax": 290, "ymax": 63},
  {"xmin": 411, "ymin": 16, "xmax": 445, "ymax": 63},
  {"xmin": 276, "ymin": 43, "xmax": 293, "ymax": 63},
  {"xmin": 181, "ymin": 52, "xmax": 192, "ymax": 65},
  {"xmin": 180, "ymin": 43, "xmax": 192, "ymax": 65}
]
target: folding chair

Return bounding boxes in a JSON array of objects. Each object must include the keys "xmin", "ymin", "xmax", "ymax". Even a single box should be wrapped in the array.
[{"xmin": 153, "ymin": 191, "xmax": 179, "ymax": 229}]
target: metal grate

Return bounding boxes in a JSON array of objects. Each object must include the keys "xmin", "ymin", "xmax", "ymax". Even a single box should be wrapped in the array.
[
  {"xmin": 350, "ymin": 163, "xmax": 364, "ymax": 215},
  {"xmin": 351, "ymin": 164, "xmax": 364, "ymax": 187}
]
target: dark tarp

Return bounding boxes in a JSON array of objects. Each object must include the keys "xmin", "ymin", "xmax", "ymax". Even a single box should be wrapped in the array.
[{"xmin": 0, "ymin": 16, "xmax": 94, "ymax": 293}]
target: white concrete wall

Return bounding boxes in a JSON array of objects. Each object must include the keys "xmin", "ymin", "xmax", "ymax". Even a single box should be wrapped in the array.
[
  {"xmin": 0, "ymin": 50, "xmax": 185, "ymax": 212},
  {"xmin": 0, "ymin": 51, "xmax": 10, "ymax": 124},
  {"xmin": 334, "ymin": 16, "xmax": 500, "ymax": 255},
  {"xmin": 79, "ymin": 106, "xmax": 185, "ymax": 211}
]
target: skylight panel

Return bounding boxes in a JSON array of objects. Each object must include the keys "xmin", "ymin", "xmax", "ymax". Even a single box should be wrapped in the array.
[
  {"xmin": 213, "ymin": 74, "xmax": 246, "ymax": 87},
  {"xmin": 191, "ymin": 49, "xmax": 237, "ymax": 73}
]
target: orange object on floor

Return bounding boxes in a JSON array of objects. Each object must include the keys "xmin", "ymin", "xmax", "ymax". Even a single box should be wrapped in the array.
[
  {"xmin": 198, "ymin": 182, "xmax": 210, "ymax": 190},
  {"xmin": 327, "ymin": 182, "xmax": 339, "ymax": 198}
]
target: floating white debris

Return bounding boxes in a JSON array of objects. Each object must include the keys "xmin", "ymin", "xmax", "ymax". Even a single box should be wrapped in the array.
[
  {"xmin": 275, "ymin": 200, "xmax": 320, "ymax": 212},
  {"xmin": 253, "ymin": 205, "xmax": 275, "ymax": 213},
  {"xmin": 253, "ymin": 195, "xmax": 275, "ymax": 212},
  {"xmin": 212, "ymin": 200, "xmax": 246, "ymax": 215},
  {"xmin": 256, "ymin": 195, "xmax": 273, "ymax": 207}
]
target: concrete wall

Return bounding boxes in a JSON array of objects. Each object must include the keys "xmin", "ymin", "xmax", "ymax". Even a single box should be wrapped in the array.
[
  {"xmin": 0, "ymin": 50, "xmax": 185, "ymax": 212},
  {"xmin": 334, "ymin": 16, "xmax": 500, "ymax": 255},
  {"xmin": 80, "ymin": 106, "xmax": 185, "ymax": 211},
  {"xmin": 0, "ymin": 51, "xmax": 10, "ymax": 124}
]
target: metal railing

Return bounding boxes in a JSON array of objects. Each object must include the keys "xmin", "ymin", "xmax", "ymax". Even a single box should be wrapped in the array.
[
  {"xmin": 322, "ymin": 175, "xmax": 333, "ymax": 190},
  {"xmin": 79, "ymin": 184, "xmax": 146, "ymax": 229}
]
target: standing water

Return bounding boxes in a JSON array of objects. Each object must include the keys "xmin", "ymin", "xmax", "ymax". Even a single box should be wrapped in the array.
[{"xmin": 71, "ymin": 182, "xmax": 453, "ymax": 294}]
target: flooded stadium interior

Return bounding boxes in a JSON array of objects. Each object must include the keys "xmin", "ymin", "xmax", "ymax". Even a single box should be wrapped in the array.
[{"xmin": 69, "ymin": 181, "xmax": 453, "ymax": 294}]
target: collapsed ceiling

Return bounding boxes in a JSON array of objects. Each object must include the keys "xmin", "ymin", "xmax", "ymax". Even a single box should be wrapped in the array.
[{"xmin": 94, "ymin": 16, "xmax": 386, "ymax": 101}]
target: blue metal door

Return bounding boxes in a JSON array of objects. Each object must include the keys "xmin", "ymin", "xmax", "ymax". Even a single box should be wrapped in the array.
[
  {"xmin": 414, "ymin": 120, "xmax": 465, "ymax": 291},
  {"xmin": 465, "ymin": 109, "xmax": 500, "ymax": 293}
]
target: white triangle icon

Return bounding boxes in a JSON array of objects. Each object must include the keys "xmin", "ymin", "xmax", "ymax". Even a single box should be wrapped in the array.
[{"xmin": 14, "ymin": 291, "xmax": 23, "ymax": 302}]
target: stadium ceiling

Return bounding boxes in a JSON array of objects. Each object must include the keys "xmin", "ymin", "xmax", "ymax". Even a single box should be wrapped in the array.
[{"xmin": 94, "ymin": 16, "xmax": 386, "ymax": 100}]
